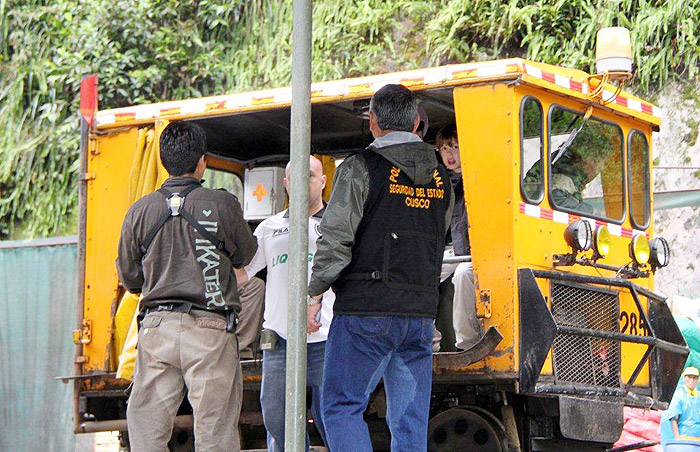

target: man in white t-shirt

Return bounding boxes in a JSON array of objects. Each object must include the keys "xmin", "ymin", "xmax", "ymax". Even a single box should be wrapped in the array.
[{"xmin": 240, "ymin": 156, "xmax": 333, "ymax": 451}]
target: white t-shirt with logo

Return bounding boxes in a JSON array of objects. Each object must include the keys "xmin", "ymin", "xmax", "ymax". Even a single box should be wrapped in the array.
[{"xmin": 244, "ymin": 210, "xmax": 334, "ymax": 343}]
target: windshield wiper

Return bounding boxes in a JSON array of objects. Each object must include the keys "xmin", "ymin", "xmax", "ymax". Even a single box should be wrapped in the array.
[{"xmin": 551, "ymin": 106, "xmax": 594, "ymax": 165}]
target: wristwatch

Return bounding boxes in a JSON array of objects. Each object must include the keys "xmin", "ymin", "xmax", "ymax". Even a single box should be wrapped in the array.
[{"xmin": 307, "ymin": 295, "xmax": 322, "ymax": 306}]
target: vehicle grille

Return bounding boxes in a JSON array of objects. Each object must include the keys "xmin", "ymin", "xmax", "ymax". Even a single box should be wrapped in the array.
[{"xmin": 551, "ymin": 282, "xmax": 621, "ymax": 388}]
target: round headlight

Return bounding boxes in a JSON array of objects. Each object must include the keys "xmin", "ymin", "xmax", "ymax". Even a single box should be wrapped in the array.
[
  {"xmin": 649, "ymin": 237, "xmax": 670, "ymax": 268},
  {"xmin": 629, "ymin": 234, "xmax": 650, "ymax": 265},
  {"xmin": 564, "ymin": 220, "xmax": 593, "ymax": 251},
  {"xmin": 594, "ymin": 225, "xmax": 611, "ymax": 258}
]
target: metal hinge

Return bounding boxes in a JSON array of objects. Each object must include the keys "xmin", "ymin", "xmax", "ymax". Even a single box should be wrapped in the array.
[
  {"xmin": 74, "ymin": 355, "xmax": 89, "ymax": 364},
  {"xmin": 89, "ymin": 139, "xmax": 100, "ymax": 155},
  {"xmin": 79, "ymin": 172, "xmax": 95, "ymax": 181},
  {"xmin": 477, "ymin": 289, "xmax": 492, "ymax": 319},
  {"xmin": 73, "ymin": 318, "xmax": 92, "ymax": 345}
]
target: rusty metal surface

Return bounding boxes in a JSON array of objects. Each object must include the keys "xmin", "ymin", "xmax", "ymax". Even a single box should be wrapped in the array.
[
  {"xmin": 0, "ymin": 239, "xmax": 78, "ymax": 451},
  {"xmin": 433, "ymin": 326, "xmax": 503, "ymax": 369},
  {"xmin": 558, "ymin": 396, "xmax": 624, "ymax": 443}
]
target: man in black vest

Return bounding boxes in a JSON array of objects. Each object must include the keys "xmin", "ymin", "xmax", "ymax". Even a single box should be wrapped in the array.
[
  {"xmin": 307, "ymin": 84, "xmax": 453, "ymax": 451},
  {"xmin": 116, "ymin": 121, "xmax": 257, "ymax": 451}
]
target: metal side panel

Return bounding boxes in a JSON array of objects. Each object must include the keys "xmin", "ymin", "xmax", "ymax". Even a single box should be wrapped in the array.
[
  {"xmin": 649, "ymin": 299, "xmax": 688, "ymax": 402},
  {"xmin": 558, "ymin": 396, "xmax": 623, "ymax": 444},
  {"xmin": 519, "ymin": 268, "xmax": 558, "ymax": 392}
]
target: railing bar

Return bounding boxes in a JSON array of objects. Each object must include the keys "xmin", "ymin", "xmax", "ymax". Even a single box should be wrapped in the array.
[{"xmin": 623, "ymin": 344, "xmax": 654, "ymax": 394}]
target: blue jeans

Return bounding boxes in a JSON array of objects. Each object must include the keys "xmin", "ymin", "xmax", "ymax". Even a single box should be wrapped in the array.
[
  {"xmin": 261, "ymin": 337, "xmax": 327, "ymax": 452},
  {"xmin": 321, "ymin": 315, "xmax": 434, "ymax": 452}
]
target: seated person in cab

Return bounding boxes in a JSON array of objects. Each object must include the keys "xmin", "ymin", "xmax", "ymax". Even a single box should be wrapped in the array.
[
  {"xmin": 524, "ymin": 148, "xmax": 599, "ymax": 215},
  {"xmin": 525, "ymin": 123, "xmax": 612, "ymax": 216},
  {"xmin": 435, "ymin": 124, "xmax": 481, "ymax": 350},
  {"xmin": 549, "ymin": 151, "xmax": 603, "ymax": 215}
]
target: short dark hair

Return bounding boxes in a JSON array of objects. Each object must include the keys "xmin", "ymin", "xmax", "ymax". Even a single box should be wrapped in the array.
[
  {"xmin": 159, "ymin": 121, "xmax": 206, "ymax": 176},
  {"xmin": 369, "ymin": 84, "xmax": 418, "ymax": 132}
]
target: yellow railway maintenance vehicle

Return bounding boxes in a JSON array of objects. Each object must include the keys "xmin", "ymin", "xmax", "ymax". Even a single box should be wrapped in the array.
[{"xmin": 70, "ymin": 53, "xmax": 687, "ymax": 450}]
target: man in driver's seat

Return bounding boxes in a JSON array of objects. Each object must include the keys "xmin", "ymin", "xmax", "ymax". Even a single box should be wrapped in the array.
[
  {"xmin": 549, "ymin": 148, "xmax": 607, "ymax": 215},
  {"xmin": 525, "ymin": 124, "xmax": 611, "ymax": 215}
]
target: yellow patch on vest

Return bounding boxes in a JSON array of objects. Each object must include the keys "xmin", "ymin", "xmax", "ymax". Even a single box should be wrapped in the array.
[
  {"xmin": 433, "ymin": 169, "xmax": 443, "ymax": 188},
  {"xmin": 386, "ymin": 169, "xmax": 446, "ymax": 209},
  {"xmin": 389, "ymin": 166, "xmax": 401, "ymax": 183}
]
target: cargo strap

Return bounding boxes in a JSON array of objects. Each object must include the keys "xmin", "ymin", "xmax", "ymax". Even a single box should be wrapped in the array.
[{"xmin": 139, "ymin": 185, "xmax": 235, "ymax": 261}]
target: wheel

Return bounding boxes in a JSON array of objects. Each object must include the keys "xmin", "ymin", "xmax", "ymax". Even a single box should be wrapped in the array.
[{"xmin": 428, "ymin": 408, "xmax": 505, "ymax": 452}]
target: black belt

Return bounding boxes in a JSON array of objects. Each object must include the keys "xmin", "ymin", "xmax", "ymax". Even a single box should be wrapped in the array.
[
  {"xmin": 344, "ymin": 271, "xmax": 382, "ymax": 280},
  {"xmin": 141, "ymin": 302, "xmax": 237, "ymax": 332},
  {"xmin": 147, "ymin": 302, "xmax": 225, "ymax": 316}
]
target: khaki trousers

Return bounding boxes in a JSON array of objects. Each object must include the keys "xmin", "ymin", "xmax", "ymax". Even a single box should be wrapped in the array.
[
  {"xmin": 236, "ymin": 277, "xmax": 265, "ymax": 360},
  {"xmin": 127, "ymin": 311, "xmax": 242, "ymax": 452}
]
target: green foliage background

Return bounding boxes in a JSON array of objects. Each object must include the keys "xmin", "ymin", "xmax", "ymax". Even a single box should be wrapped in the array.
[{"xmin": 1, "ymin": 0, "xmax": 699, "ymax": 238}]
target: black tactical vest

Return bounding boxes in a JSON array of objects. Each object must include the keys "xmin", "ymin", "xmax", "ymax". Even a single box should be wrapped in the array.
[{"xmin": 332, "ymin": 147, "xmax": 450, "ymax": 318}]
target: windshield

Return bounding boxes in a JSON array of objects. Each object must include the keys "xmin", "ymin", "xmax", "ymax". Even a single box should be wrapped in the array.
[
  {"xmin": 548, "ymin": 106, "xmax": 624, "ymax": 222},
  {"xmin": 628, "ymin": 131, "xmax": 651, "ymax": 229},
  {"xmin": 521, "ymin": 97, "xmax": 544, "ymax": 203}
]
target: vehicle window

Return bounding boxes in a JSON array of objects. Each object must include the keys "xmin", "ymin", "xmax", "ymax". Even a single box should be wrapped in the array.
[
  {"xmin": 548, "ymin": 106, "xmax": 624, "ymax": 222},
  {"xmin": 521, "ymin": 97, "xmax": 544, "ymax": 203},
  {"xmin": 202, "ymin": 167, "xmax": 243, "ymax": 200},
  {"xmin": 628, "ymin": 131, "xmax": 650, "ymax": 229}
]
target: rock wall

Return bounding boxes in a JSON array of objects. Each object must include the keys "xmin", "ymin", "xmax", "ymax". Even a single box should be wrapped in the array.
[{"xmin": 652, "ymin": 82, "xmax": 700, "ymax": 298}]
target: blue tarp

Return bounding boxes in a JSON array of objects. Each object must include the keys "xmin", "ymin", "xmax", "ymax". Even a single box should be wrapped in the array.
[{"xmin": 0, "ymin": 237, "xmax": 78, "ymax": 451}]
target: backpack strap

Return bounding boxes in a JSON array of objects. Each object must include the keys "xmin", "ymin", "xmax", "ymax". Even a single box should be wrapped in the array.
[
  {"xmin": 139, "ymin": 185, "xmax": 235, "ymax": 261},
  {"xmin": 178, "ymin": 205, "xmax": 233, "ymax": 258},
  {"xmin": 140, "ymin": 192, "xmax": 173, "ymax": 256}
]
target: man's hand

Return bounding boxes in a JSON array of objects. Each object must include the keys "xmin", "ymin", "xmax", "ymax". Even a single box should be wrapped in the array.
[
  {"xmin": 307, "ymin": 296, "xmax": 323, "ymax": 334},
  {"xmin": 234, "ymin": 267, "xmax": 248, "ymax": 286}
]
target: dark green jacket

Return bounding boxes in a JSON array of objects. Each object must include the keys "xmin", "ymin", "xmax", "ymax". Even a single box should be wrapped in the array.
[{"xmin": 308, "ymin": 132, "xmax": 454, "ymax": 297}]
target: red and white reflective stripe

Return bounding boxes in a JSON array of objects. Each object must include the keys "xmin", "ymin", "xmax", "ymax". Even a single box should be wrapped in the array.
[
  {"xmin": 423, "ymin": 67, "xmax": 448, "ymax": 84},
  {"xmin": 371, "ymin": 78, "xmax": 401, "ymax": 93},
  {"xmin": 97, "ymin": 113, "xmax": 115, "ymax": 126},
  {"xmin": 523, "ymin": 63, "xmax": 658, "ymax": 117},
  {"xmin": 518, "ymin": 202, "xmax": 646, "ymax": 238},
  {"xmin": 525, "ymin": 63, "xmax": 586, "ymax": 95},
  {"xmin": 603, "ymin": 90, "xmax": 662, "ymax": 116},
  {"xmin": 476, "ymin": 64, "xmax": 508, "ymax": 77},
  {"xmin": 95, "ymin": 59, "xmax": 658, "ymax": 127},
  {"xmin": 312, "ymin": 83, "xmax": 348, "ymax": 98},
  {"xmin": 95, "ymin": 62, "xmax": 523, "ymax": 126},
  {"xmin": 159, "ymin": 106, "xmax": 181, "ymax": 116}
]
